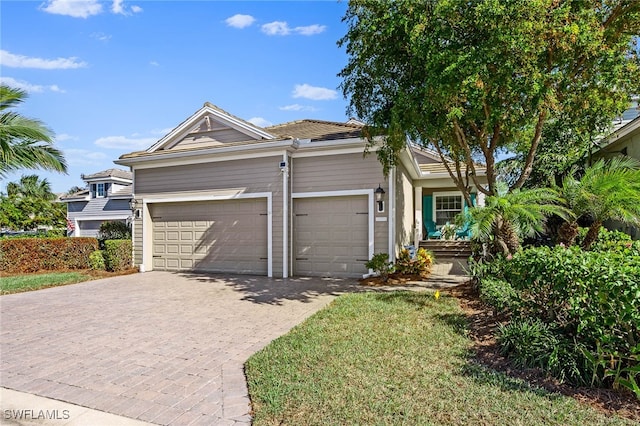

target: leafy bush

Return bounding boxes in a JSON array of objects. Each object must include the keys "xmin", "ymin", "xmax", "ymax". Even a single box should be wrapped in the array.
[
  {"xmin": 494, "ymin": 245, "xmax": 640, "ymax": 389},
  {"xmin": 395, "ymin": 247, "xmax": 433, "ymax": 277},
  {"xmin": 575, "ymin": 226, "xmax": 638, "ymax": 254},
  {"xmin": 103, "ymin": 239, "xmax": 132, "ymax": 272},
  {"xmin": 479, "ymin": 278, "xmax": 519, "ymax": 316},
  {"xmin": 365, "ymin": 253, "xmax": 393, "ymax": 281},
  {"xmin": 0, "ymin": 237, "xmax": 99, "ymax": 273},
  {"xmin": 89, "ymin": 250, "xmax": 106, "ymax": 270},
  {"xmin": 97, "ymin": 221, "xmax": 131, "ymax": 243}
]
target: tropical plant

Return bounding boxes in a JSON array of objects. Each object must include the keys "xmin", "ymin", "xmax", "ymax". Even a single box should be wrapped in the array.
[
  {"xmin": 339, "ymin": 0, "xmax": 639, "ymax": 203},
  {"xmin": 558, "ymin": 157, "xmax": 640, "ymax": 249},
  {"xmin": 0, "ymin": 175, "xmax": 65, "ymax": 230},
  {"xmin": 0, "ymin": 84, "xmax": 66, "ymax": 176},
  {"xmin": 468, "ymin": 182, "xmax": 572, "ymax": 256},
  {"xmin": 365, "ymin": 253, "xmax": 394, "ymax": 282}
]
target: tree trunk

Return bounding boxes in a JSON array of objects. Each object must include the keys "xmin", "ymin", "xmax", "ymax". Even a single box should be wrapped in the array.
[
  {"xmin": 582, "ymin": 221, "xmax": 602, "ymax": 250},
  {"xmin": 558, "ymin": 221, "xmax": 579, "ymax": 246}
]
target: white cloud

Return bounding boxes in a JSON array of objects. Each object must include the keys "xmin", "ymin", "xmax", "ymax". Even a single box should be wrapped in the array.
[
  {"xmin": 111, "ymin": 0, "xmax": 141, "ymax": 16},
  {"xmin": 1, "ymin": 50, "xmax": 87, "ymax": 69},
  {"xmin": 292, "ymin": 84, "xmax": 337, "ymax": 101},
  {"xmin": 294, "ymin": 24, "xmax": 326, "ymax": 36},
  {"xmin": 64, "ymin": 148, "xmax": 107, "ymax": 166},
  {"xmin": 279, "ymin": 104, "xmax": 318, "ymax": 112},
  {"xmin": 149, "ymin": 61, "xmax": 160, "ymax": 67},
  {"xmin": 111, "ymin": 0, "xmax": 124, "ymax": 14},
  {"xmin": 91, "ymin": 32, "xmax": 112, "ymax": 42},
  {"xmin": 95, "ymin": 135, "xmax": 157, "ymax": 150},
  {"xmin": 261, "ymin": 21, "xmax": 326, "ymax": 36},
  {"xmin": 261, "ymin": 21, "xmax": 291, "ymax": 36},
  {"xmin": 151, "ymin": 127, "xmax": 174, "ymax": 135},
  {"xmin": 225, "ymin": 14, "xmax": 255, "ymax": 29},
  {"xmin": 0, "ymin": 77, "xmax": 65, "ymax": 93},
  {"xmin": 247, "ymin": 117, "xmax": 272, "ymax": 128},
  {"xmin": 40, "ymin": 0, "xmax": 103, "ymax": 18}
]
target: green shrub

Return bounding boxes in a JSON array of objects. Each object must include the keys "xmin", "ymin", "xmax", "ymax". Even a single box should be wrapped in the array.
[
  {"xmin": 0, "ymin": 237, "xmax": 99, "ymax": 273},
  {"xmin": 365, "ymin": 253, "xmax": 393, "ymax": 281},
  {"xmin": 103, "ymin": 239, "xmax": 132, "ymax": 272},
  {"xmin": 395, "ymin": 247, "xmax": 433, "ymax": 277},
  {"xmin": 497, "ymin": 245, "xmax": 640, "ymax": 389},
  {"xmin": 97, "ymin": 221, "xmax": 131, "ymax": 244},
  {"xmin": 479, "ymin": 278, "xmax": 519, "ymax": 316},
  {"xmin": 89, "ymin": 250, "xmax": 106, "ymax": 270},
  {"xmin": 498, "ymin": 318, "xmax": 560, "ymax": 369}
]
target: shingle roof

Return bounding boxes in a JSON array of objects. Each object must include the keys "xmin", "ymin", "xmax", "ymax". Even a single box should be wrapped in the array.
[
  {"xmin": 265, "ymin": 119, "xmax": 363, "ymax": 141},
  {"xmin": 81, "ymin": 168, "xmax": 132, "ymax": 181}
]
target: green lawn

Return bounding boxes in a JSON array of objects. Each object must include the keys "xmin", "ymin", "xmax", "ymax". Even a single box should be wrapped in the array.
[
  {"xmin": 0, "ymin": 272, "xmax": 94, "ymax": 294},
  {"xmin": 246, "ymin": 291, "xmax": 634, "ymax": 425}
]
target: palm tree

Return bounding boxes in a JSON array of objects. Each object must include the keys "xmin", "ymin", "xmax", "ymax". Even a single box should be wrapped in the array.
[
  {"xmin": 0, "ymin": 85, "xmax": 67, "ymax": 176},
  {"xmin": 6, "ymin": 174, "xmax": 56, "ymax": 201},
  {"xmin": 469, "ymin": 182, "xmax": 573, "ymax": 256},
  {"xmin": 559, "ymin": 157, "xmax": 640, "ymax": 250}
]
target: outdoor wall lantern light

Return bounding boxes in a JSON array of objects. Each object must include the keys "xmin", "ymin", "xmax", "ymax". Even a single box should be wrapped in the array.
[
  {"xmin": 375, "ymin": 184, "xmax": 385, "ymax": 212},
  {"xmin": 129, "ymin": 199, "xmax": 141, "ymax": 219}
]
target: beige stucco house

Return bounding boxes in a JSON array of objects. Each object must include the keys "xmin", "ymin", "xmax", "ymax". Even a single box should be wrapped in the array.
[{"xmin": 116, "ymin": 103, "xmax": 486, "ymax": 278}]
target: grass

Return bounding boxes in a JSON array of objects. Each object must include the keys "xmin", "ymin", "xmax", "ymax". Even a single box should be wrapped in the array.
[
  {"xmin": 245, "ymin": 291, "xmax": 635, "ymax": 425},
  {"xmin": 1, "ymin": 271, "xmax": 96, "ymax": 294}
]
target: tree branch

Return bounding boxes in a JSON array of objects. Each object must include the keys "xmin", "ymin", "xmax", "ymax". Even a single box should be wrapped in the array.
[{"xmin": 511, "ymin": 109, "xmax": 548, "ymax": 190}]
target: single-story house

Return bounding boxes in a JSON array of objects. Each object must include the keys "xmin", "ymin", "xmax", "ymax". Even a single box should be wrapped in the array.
[
  {"xmin": 116, "ymin": 103, "xmax": 486, "ymax": 278},
  {"xmin": 60, "ymin": 169, "xmax": 133, "ymax": 237}
]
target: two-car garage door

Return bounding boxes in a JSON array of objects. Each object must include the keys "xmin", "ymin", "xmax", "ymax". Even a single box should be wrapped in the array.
[
  {"xmin": 149, "ymin": 195, "xmax": 370, "ymax": 277},
  {"xmin": 151, "ymin": 199, "xmax": 268, "ymax": 274}
]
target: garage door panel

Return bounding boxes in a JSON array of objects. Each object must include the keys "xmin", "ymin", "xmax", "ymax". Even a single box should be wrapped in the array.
[
  {"xmin": 294, "ymin": 196, "xmax": 368, "ymax": 278},
  {"xmin": 151, "ymin": 199, "xmax": 267, "ymax": 274}
]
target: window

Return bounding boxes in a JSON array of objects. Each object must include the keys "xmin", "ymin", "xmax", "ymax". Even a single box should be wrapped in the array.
[
  {"xmin": 92, "ymin": 183, "xmax": 106, "ymax": 198},
  {"xmin": 434, "ymin": 193, "xmax": 462, "ymax": 226}
]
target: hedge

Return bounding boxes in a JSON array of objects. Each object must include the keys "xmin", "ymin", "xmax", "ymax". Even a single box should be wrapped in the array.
[
  {"xmin": 103, "ymin": 239, "xmax": 132, "ymax": 272},
  {"xmin": 0, "ymin": 237, "xmax": 99, "ymax": 273}
]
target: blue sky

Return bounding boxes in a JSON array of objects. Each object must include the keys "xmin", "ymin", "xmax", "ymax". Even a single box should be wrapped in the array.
[{"xmin": 1, "ymin": 0, "xmax": 351, "ymax": 193}]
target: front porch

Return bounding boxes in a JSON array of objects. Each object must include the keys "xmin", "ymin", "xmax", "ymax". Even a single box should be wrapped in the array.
[{"xmin": 419, "ymin": 240, "xmax": 472, "ymax": 276}]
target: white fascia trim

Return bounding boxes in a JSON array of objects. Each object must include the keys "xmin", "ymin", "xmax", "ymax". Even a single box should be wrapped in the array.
[
  {"xmin": 117, "ymin": 139, "xmax": 295, "ymax": 168},
  {"xmin": 76, "ymin": 215, "xmax": 130, "ymax": 221},
  {"xmin": 597, "ymin": 117, "xmax": 640, "ymax": 150},
  {"xmin": 292, "ymin": 145, "xmax": 368, "ymax": 158},
  {"xmin": 147, "ymin": 105, "xmax": 276, "ymax": 153},
  {"xmin": 84, "ymin": 177, "xmax": 132, "ymax": 185},
  {"xmin": 292, "ymin": 189, "xmax": 375, "ymax": 265},
  {"xmin": 141, "ymin": 192, "xmax": 273, "ymax": 278}
]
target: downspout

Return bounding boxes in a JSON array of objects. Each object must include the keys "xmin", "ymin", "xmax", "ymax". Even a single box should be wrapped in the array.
[
  {"xmin": 282, "ymin": 152, "xmax": 289, "ymax": 278},
  {"xmin": 388, "ymin": 167, "xmax": 396, "ymax": 262}
]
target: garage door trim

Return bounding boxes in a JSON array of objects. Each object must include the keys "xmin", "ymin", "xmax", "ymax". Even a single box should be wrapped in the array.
[
  {"xmin": 291, "ymin": 189, "xmax": 374, "ymax": 275},
  {"xmin": 141, "ymin": 192, "xmax": 273, "ymax": 277}
]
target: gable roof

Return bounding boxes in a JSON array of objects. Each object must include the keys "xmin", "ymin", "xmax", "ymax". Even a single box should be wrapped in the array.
[{"xmin": 146, "ymin": 102, "xmax": 276, "ymax": 153}]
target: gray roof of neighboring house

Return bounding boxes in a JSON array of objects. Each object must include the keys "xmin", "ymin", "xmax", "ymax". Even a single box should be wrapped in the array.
[{"xmin": 81, "ymin": 168, "xmax": 132, "ymax": 181}]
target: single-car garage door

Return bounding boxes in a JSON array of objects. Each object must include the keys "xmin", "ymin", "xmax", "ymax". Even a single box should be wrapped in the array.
[
  {"xmin": 293, "ymin": 196, "xmax": 369, "ymax": 277},
  {"xmin": 151, "ymin": 199, "xmax": 268, "ymax": 274}
]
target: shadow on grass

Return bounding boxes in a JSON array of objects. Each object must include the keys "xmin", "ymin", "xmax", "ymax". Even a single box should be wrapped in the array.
[
  {"xmin": 177, "ymin": 271, "xmax": 365, "ymax": 305},
  {"xmin": 372, "ymin": 290, "xmax": 559, "ymax": 400}
]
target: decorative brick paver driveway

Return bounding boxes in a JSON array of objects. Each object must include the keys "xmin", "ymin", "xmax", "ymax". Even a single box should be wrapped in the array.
[{"xmin": 0, "ymin": 272, "xmax": 359, "ymax": 425}]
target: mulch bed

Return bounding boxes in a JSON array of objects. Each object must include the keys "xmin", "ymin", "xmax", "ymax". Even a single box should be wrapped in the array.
[
  {"xmin": 447, "ymin": 281, "xmax": 640, "ymax": 422},
  {"xmin": 359, "ymin": 273, "xmax": 428, "ymax": 286}
]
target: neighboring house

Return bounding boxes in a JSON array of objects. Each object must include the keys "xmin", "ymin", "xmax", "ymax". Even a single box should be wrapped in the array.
[
  {"xmin": 60, "ymin": 169, "xmax": 133, "ymax": 237},
  {"xmin": 591, "ymin": 110, "xmax": 640, "ymax": 239},
  {"xmin": 116, "ymin": 102, "xmax": 487, "ymax": 278}
]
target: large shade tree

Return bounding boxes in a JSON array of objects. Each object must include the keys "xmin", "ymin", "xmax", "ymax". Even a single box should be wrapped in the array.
[
  {"xmin": 0, "ymin": 84, "xmax": 67, "ymax": 177},
  {"xmin": 339, "ymin": 0, "xmax": 640, "ymax": 205}
]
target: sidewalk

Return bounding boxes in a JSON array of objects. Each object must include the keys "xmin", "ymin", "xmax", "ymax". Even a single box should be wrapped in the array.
[{"xmin": 1, "ymin": 388, "xmax": 154, "ymax": 426}]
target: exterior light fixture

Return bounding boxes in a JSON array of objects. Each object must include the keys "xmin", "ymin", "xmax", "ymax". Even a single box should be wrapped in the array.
[
  {"xmin": 129, "ymin": 199, "xmax": 141, "ymax": 219},
  {"xmin": 375, "ymin": 184, "xmax": 385, "ymax": 212}
]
